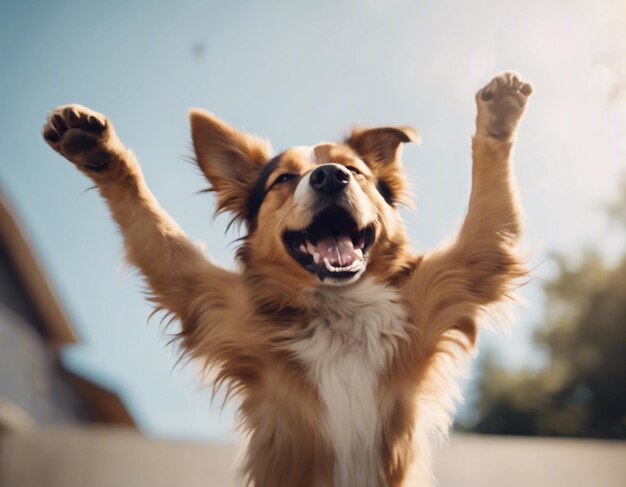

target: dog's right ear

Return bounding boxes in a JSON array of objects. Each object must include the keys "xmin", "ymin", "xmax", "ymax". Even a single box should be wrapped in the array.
[
  {"xmin": 190, "ymin": 109, "xmax": 272, "ymax": 222},
  {"xmin": 346, "ymin": 126, "xmax": 420, "ymax": 207}
]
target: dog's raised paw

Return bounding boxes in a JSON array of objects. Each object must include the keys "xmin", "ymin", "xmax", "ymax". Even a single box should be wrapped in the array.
[
  {"xmin": 43, "ymin": 104, "xmax": 117, "ymax": 171},
  {"xmin": 475, "ymin": 72, "xmax": 532, "ymax": 140}
]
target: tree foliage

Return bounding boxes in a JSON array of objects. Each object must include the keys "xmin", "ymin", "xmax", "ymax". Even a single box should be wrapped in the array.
[{"xmin": 465, "ymin": 182, "xmax": 626, "ymax": 439}]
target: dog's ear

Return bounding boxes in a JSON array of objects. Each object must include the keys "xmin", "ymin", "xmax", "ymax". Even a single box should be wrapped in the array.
[
  {"xmin": 190, "ymin": 109, "xmax": 272, "ymax": 223},
  {"xmin": 345, "ymin": 126, "xmax": 419, "ymax": 206}
]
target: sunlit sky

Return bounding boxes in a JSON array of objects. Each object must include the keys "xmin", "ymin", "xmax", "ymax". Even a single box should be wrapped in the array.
[{"xmin": 1, "ymin": 0, "xmax": 625, "ymax": 440}]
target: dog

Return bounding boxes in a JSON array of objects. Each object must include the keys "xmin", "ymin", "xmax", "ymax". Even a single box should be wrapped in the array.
[{"xmin": 42, "ymin": 72, "xmax": 531, "ymax": 486}]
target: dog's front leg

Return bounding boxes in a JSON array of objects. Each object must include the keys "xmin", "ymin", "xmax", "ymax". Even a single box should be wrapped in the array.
[
  {"xmin": 407, "ymin": 72, "xmax": 532, "ymax": 355},
  {"xmin": 42, "ymin": 105, "xmax": 249, "ymax": 361}
]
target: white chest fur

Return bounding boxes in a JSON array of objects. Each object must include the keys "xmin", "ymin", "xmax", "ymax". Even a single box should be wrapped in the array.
[{"xmin": 291, "ymin": 278, "xmax": 408, "ymax": 487}]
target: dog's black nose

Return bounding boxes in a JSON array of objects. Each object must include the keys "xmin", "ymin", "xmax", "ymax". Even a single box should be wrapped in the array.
[{"xmin": 309, "ymin": 164, "xmax": 350, "ymax": 194}]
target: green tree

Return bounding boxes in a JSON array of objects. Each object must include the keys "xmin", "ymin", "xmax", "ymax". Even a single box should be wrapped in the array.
[{"xmin": 465, "ymin": 182, "xmax": 626, "ymax": 439}]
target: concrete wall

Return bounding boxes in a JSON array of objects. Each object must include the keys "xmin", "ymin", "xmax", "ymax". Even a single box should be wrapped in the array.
[
  {"xmin": 0, "ymin": 424, "xmax": 239, "ymax": 487},
  {"xmin": 436, "ymin": 434, "xmax": 626, "ymax": 487},
  {"xmin": 1, "ymin": 422, "xmax": 624, "ymax": 487}
]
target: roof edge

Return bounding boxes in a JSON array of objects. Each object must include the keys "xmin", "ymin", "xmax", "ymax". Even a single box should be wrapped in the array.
[{"xmin": 0, "ymin": 193, "xmax": 78, "ymax": 345}]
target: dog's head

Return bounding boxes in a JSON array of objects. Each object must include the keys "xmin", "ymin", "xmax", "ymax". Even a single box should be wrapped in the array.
[{"xmin": 190, "ymin": 109, "xmax": 418, "ymax": 289}]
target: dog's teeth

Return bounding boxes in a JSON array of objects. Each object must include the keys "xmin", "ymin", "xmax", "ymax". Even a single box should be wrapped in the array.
[
  {"xmin": 323, "ymin": 257, "xmax": 363, "ymax": 273},
  {"xmin": 346, "ymin": 260, "xmax": 363, "ymax": 272},
  {"xmin": 313, "ymin": 252, "xmax": 321, "ymax": 264},
  {"xmin": 299, "ymin": 244, "xmax": 307, "ymax": 254},
  {"xmin": 306, "ymin": 240, "xmax": 316, "ymax": 255}
]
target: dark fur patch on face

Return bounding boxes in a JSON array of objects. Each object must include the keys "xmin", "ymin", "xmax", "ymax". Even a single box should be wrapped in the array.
[
  {"xmin": 245, "ymin": 154, "xmax": 282, "ymax": 231},
  {"xmin": 377, "ymin": 180, "xmax": 395, "ymax": 205}
]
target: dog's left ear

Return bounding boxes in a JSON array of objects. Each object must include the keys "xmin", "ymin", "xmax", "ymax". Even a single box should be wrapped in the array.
[
  {"xmin": 345, "ymin": 126, "xmax": 419, "ymax": 206},
  {"xmin": 190, "ymin": 109, "xmax": 272, "ymax": 223}
]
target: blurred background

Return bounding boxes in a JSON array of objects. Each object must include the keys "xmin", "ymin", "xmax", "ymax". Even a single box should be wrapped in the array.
[{"xmin": 0, "ymin": 1, "xmax": 624, "ymax": 486}]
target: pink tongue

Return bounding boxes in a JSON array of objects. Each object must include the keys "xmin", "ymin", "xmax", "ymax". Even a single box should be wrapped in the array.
[{"xmin": 315, "ymin": 236, "xmax": 362, "ymax": 266}]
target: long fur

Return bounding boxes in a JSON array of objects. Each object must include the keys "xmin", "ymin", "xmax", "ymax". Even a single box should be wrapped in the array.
[{"xmin": 42, "ymin": 73, "xmax": 532, "ymax": 486}]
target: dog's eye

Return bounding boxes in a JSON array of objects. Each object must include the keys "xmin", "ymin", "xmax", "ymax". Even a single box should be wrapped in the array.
[
  {"xmin": 274, "ymin": 173, "xmax": 298, "ymax": 185},
  {"xmin": 346, "ymin": 166, "xmax": 362, "ymax": 175}
]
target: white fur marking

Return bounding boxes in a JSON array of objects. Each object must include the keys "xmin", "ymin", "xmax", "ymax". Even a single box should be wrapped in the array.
[
  {"xmin": 291, "ymin": 279, "xmax": 408, "ymax": 487},
  {"xmin": 292, "ymin": 146, "xmax": 316, "ymax": 206},
  {"xmin": 292, "ymin": 145, "xmax": 316, "ymax": 163},
  {"xmin": 294, "ymin": 172, "xmax": 313, "ymax": 205}
]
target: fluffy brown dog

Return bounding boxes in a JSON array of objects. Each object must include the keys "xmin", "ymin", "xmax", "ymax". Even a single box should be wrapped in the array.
[{"xmin": 43, "ymin": 72, "xmax": 531, "ymax": 486}]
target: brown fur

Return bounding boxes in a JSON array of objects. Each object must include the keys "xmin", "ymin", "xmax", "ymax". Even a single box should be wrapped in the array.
[{"xmin": 42, "ymin": 72, "xmax": 532, "ymax": 486}]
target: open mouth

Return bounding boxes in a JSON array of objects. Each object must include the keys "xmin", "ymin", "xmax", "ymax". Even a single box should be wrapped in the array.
[{"xmin": 283, "ymin": 207, "xmax": 374, "ymax": 282}]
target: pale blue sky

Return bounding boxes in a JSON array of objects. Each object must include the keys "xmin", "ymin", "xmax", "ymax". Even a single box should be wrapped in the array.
[{"xmin": 1, "ymin": 0, "xmax": 624, "ymax": 440}]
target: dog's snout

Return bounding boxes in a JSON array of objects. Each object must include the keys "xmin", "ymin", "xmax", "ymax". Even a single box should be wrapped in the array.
[{"xmin": 309, "ymin": 164, "xmax": 350, "ymax": 194}]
